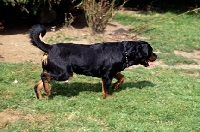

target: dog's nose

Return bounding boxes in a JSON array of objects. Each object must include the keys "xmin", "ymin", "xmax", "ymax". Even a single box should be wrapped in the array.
[{"xmin": 149, "ymin": 53, "xmax": 157, "ymax": 62}]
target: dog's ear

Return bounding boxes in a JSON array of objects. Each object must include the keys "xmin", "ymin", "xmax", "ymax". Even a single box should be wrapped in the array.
[
  {"xmin": 125, "ymin": 43, "xmax": 141, "ymax": 56},
  {"xmin": 140, "ymin": 43, "xmax": 152, "ymax": 57},
  {"xmin": 124, "ymin": 41, "xmax": 151, "ymax": 58}
]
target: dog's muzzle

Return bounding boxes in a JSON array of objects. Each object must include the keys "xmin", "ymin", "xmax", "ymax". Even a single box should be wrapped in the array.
[{"xmin": 140, "ymin": 53, "xmax": 157, "ymax": 67}]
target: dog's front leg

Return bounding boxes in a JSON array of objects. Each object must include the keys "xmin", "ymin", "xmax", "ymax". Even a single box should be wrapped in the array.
[
  {"xmin": 34, "ymin": 80, "xmax": 44, "ymax": 99},
  {"xmin": 112, "ymin": 72, "xmax": 124, "ymax": 90},
  {"xmin": 41, "ymin": 71, "xmax": 51, "ymax": 98},
  {"xmin": 101, "ymin": 78, "xmax": 112, "ymax": 99}
]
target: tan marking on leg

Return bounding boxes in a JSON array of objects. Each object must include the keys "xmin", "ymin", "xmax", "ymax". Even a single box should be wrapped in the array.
[
  {"xmin": 112, "ymin": 72, "xmax": 124, "ymax": 90},
  {"xmin": 101, "ymin": 79, "xmax": 112, "ymax": 99},
  {"xmin": 42, "ymin": 72, "xmax": 51, "ymax": 97},
  {"xmin": 41, "ymin": 53, "xmax": 48, "ymax": 65},
  {"xmin": 34, "ymin": 80, "xmax": 43, "ymax": 99},
  {"xmin": 101, "ymin": 79, "xmax": 106, "ymax": 99}
]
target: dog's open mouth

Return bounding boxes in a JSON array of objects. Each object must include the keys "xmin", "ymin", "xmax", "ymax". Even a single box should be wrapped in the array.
[
  {"xmin": 141, "ymin": 53, "xmax": 157, "ymax": 67},
  {"xmin": 141, "ymin": 60, "xmax": 150, "ymax": 67}
]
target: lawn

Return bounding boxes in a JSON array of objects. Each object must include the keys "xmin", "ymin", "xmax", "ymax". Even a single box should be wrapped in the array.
[
  {"xmin": 1, "ymin": 10, "xmax": 200, "ymax": 131},
  {"xmin": 0, "ymin": 63, "xmax": 200, "ymax": 131}
]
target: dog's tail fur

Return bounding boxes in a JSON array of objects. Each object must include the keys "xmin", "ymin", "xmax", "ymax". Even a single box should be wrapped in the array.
[{"xmin": 30, "ymin": 24, "xmax": 51, "ymax": 53}]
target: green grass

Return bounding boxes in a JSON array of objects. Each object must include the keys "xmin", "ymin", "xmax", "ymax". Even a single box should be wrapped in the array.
[
  {"xmin": 158, "ymin": 53, "xmax": 197, "ymax": 65},
  {"xmin": 46, "ymin": 31, "xmax": 79, "ymax": 44},
  {"xmin": 114, "ymin": 11, "xmax": 200, "ymax": 65},
  {"xmin": 0, "ymin": 63, "xmax": 200, "ymax": 131}
]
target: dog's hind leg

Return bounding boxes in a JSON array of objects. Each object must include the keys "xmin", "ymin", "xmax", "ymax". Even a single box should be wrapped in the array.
[
  {"xmin": 101, "ymin": 78, "xmax": 112, "ymax": 99},
  {"xmin": 41, "ymin": 53, "xmax": 48, "ymax": 65},
  {"xmin": 34, "ymin": 80, "xmax": 44, "ymax": 99},
  {"xmin": 112, "ymin": 72, "xmax": 124, "ymax": 90},
  {"xmin": 41, "ymin": 71, "xmax": 51, "ymax": 98}
]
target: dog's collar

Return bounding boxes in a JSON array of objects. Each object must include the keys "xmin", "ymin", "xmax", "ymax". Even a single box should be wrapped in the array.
[{"xmin": 124, "ymin": 52, "xmax": 129, "ymax": 67}]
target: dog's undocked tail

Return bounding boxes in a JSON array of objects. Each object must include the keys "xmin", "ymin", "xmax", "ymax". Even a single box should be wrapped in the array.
[{"xmin": 30, "ymin": 24, "xmax": 51, "ymax": 53}]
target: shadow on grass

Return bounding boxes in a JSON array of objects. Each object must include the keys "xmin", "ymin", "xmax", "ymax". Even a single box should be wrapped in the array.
[{"xmin": 50, "ymin": 80, "xmax": 155, "ymax": 98}]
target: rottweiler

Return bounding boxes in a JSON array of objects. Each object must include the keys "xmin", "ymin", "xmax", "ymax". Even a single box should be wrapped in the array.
[{"xmin": 30, "ymin": 24, "xmax": 157, "ymax": 99}]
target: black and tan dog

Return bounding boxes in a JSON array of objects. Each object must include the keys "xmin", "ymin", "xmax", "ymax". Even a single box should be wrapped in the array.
[{"xmin": 30, "ymin": 24, "xmax": 157, "ymax": 99}]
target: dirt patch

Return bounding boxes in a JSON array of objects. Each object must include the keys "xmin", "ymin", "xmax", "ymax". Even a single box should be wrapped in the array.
[
  {"xmin": 174, "ymin": 50, "xmax": 200, "ymax": 64},
  {"xmin": 0, "ymin": 34, "xmax": 42, "ymax": 63},
  {"xmin": 0, "ymin": 109, "xmax": 21, "ymax": 128},
  {"xmin": 0, "ymin": 109, "xmax": 51, "ymax": 129}
]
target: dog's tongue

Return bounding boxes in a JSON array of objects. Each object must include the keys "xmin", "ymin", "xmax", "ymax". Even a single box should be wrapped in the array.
[
  {"xmin": 148, "ymin": 62, "xmax": 155, "ymax": 67},
  {"xmin": 146, "ymin": 62, "xmax": 155, "ymax": 67}
]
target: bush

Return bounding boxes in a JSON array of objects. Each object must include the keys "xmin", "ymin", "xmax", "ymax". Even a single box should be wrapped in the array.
[
  {"xmin": 1, "ymin": 0, "xmax": 128, "ymax": 34},
  {"xmin": 82, "ymin": 0, "xmax": 116, "ymax": 34}
]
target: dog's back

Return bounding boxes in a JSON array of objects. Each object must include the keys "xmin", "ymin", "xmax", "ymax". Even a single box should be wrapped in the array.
[{"xmin": 45, "ymin": 42, "xmax": 125, "ymax": 77}]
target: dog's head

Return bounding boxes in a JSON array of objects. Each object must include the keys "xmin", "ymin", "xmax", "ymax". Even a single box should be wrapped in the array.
[
  {"xmin": 125, "ymin": 41, "xmax": 157, "ymax": 67},
  {"xmin": 138, "ymin": 43, "xmax": 157, "ymax": 67}
]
